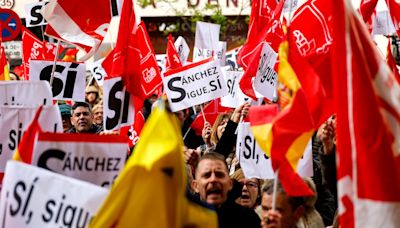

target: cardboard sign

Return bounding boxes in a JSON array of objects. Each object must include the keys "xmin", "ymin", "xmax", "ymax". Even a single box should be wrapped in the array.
[
  {"xmin": 221, "ymin": 70, "xmax": 251, "ymax": 108},
  {"xmin": 24, "ymin": 1, "xmax": 49, "ymax": 27},
  {"xmin": 0, "ymin": 81, "xmax": 53, "ymax": 106},
  {"xmin": 0, "ymin": 105, "xmax": 62, "ymax": 173},
  {"xmin": 193, "ymin": 22, "xmax": 220, "ymax": 62},
  {"xmin": 254, "ymin": 43, "xmax": 278, "ymax": 101},
  {"xmin": 103, "ymin": 77, "xmax": 135, "ymax": 131},
  {"xmin": 31, "ymin": 133, "xmax": 127, "ymax": 188},
  {"xmin": 89, "ymin": 58, "xmax": 106, "ymax": 86},
  {"xmin": 29, "ymin": 60, "xmax": 86, "ymax": 102},
  {"xmin": 236, "ymin": 122, "xmax": 313, "ymax": 179},
  {"xmin": 0, "ymin": 161, "xmax": 108, "ymax": 228},
  {"xmin": 174, "ymin": 36, "xmax": 190, "ymax": 65},
  {"xmin": 163, "ymin": 58, "xmax": 228, "ymax": 112}
]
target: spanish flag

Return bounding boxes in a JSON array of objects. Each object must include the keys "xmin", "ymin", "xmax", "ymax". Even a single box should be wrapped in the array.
[
  {"xmin": 13, "ymin": 106, "xmax": 43, "ymax": 163},
  {"xmin": 0, "ymin": 47, "xmax": 10, "ymax": 81},
  {"xmin": 90, "ymin": 105, "xmax": 218, "ymax": 228}
]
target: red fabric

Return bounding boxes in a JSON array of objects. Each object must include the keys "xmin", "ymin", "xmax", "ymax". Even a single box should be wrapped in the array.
[
  {"xmin": 120, "ymin": 99, "xmax": 145, "ymax": 149},
  {"xmin": 386, "ymin": 0, "xmax": 400, "ymax": 37},
  {"xmin": 333, "ymin": 2, "xmax": 400, "ymax": 226},
  {"xmin": 166, "ymin": 34, "xmax": 183, "ymax": 70},
  {"xmin": 239, "ymin": 42, "xmax": 264, "ymax": 100},
  {"xmin": 44, "ymin": 0, "xmax": 111, "ymax": 58},
  {"xmin": 237, "ymin": 0, "xmax": 284, "ymax": 69},
  {"xmin": 189, "ymin": 99, "xmax": 231, "ymax": 136},
  {"xmin": 359, "ymin": 0, "xmax": 378, "ymax": 33}
]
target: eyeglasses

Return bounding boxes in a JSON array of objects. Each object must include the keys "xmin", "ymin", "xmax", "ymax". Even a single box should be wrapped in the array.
[{"xmin": 240, "ymin": 181, "xmax": 259, "ymax": 188}]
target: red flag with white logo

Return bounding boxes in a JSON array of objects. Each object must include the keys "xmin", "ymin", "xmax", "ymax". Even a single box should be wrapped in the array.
[{"xmin": 42, "ymin": 0, "xmax": 112, "ymax": 61}]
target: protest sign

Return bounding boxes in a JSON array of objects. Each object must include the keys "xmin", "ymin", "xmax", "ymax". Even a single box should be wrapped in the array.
[
  {"xmin": 29, "ymin": 60, "xmax": 86, "ymax": 102},
  {"xmin": 221, "ymin": 70, "xmax": 251, "ymax": 108},
  {"xmin": 0, "ymin": 105, "xmax": 62, "ymax": 175},
  {"xmin": 225, "ymin": 47, "xmax": 241, "ymax": 70},
  {"xmin": 24, "ymin": 1, "xmax": 49, "ymax": 27},
  {"xmin": 0, "ymin": 81, "xmax": 52, "ymax": 106},
  {"xmin": 253, "ymin": 42, "xmax": 278, "ymax": 102},
  {"xmin": 103, "ymin": 77, "xmax": 135, "ymax": 131},
  {"xmin": 0, "ymin": 161, "xmax": 108, "ymax": 228},
  {"xmin": 156, "ymin": 54, "xmax": 167, "ymax": 74},
  {"xmin": 163, "ymin": 58, "xmax": 228, "ymax": 112},
  {"xmin": 193, "ymin": 22, "xmax": 220, "ymax": 62},
  {"xmin": 236, "ymin": 122, "xmax": 313, "ymax": 179},
  {"xmin": 31, "ymin": 133, "xmax": 127, "ymax": 188},
  {"xmin": 174, "ymin": 36, "xmax": 190, "ymax": 65},
  {"xmin": 216, "ymin": 41, "xmax": 227, "ymax": 66},
  {"xmin": 373, "ymin": 11, "xmax": 396, "ymax": 36},
  {"xmin": 89, "ymin": 58, "xmax": 106, "ymax": 86}
]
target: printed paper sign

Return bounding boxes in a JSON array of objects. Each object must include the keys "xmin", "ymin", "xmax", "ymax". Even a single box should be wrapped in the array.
[
  {"xmin": 156, "ymin": 54, "xmax": 167, "ymax": 74},
  {"xmin": 225, "ymin": 46, "xmax": 241, "ymax": 70},
  {"xmin": 221, "ymin": 70, "xmax": 251, "ymax": 108},
  {"xmin": 236, "ymin": 122, "xmax": 313, "ymax": 179},
  {"xmin": 193, "ymin": 21, "xmax": 220, "ymax": 62},
  {"xmin": 103, "ymin": 77, "xmax": 135, "ymax": 131},
  {"xmin": 24, "ymin": 1, "xmax": 49, "ymax": 27},
  {"xmin": 29, "ymin": 60, "xmax": 86, "ymax": 101},
  {"xmin": 31, "ymin": 133, "xmax": 127, "ymax": 188},
  {"xmin": 215, "ymin": 41, "xmax": 227, "ymax": 66},
  {"xmin": 253, "ymin": 42, "xmax": 278, "ymax": 101},
  {"xmin": 174, "ymin": 36, "xmax": 190, "ymax": 65},
  {"xmin": 0, "ymin": 81, "xmax": 53, "ymax": 106},
  {"xmin": 373, "ymin": 11, "xmax": 396, "ymax": 36},
  {"xmin": 0, "ymin": 161, "xmax": 108, "ymax": 228},
  {"xmin": 89, "ymin": 58, "xmax": 106, "ymax": 86},
  {"xmin": 163, "ymin": 59, "xmax": 228, "ymax": 112},
  {"xmin": 0, "ymin": 106, "xmax": 63, "ymax": 173}
]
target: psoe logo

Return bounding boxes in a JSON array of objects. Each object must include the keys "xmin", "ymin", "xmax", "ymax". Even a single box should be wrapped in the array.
[{"xmin": 142, "ymin": 67, "xmax": 157, "ymax": 83}]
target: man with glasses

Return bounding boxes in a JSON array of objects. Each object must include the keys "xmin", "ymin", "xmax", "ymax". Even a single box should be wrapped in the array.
[{"xmin": 67, "ymin": 102, "xmax": 103, "ymax": 134}]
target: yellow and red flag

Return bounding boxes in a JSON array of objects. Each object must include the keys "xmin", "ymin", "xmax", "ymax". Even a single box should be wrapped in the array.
[{"xmin": 0, "ymin": 47, "xmax": 10, "ymax": 81}]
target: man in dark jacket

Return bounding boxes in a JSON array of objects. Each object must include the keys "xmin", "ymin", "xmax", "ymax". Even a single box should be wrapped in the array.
[
  {"xmin": 67, "ymin": 102, "xmax": 103, "ymax": 134},
  {"xmin": 192, "ymin": 152, "xmax": 261, "ymax": 227}
]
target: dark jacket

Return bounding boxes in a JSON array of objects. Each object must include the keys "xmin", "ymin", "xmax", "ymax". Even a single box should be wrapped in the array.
[
  {"xmin": 217, "ymin": 200, "xmax": 261, "ymax": 228},
  {"xmin": 67, "ymin": 124, "xmax": 103, "ymax": 134}
]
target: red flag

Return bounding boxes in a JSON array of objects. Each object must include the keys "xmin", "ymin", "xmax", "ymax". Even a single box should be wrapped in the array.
[
  {"xmin": 332, "ymin": 1, "xmax": 400, "ymax": 227},
  {"xmin": 239, "ymin": 42, "xmax": 264, "ymax": 100},
  {"xmin": 42, "ymin": 0, "xmax": 111, "ymax": 60},
  {"xmin": 190, "ymin": 99, "xmax": 231, "ymax": 136},
  {"xmin": 386, "ymin": 0, "xmax": 400, "ymax": 37},
  {"xmin": 359, "ymin": 0, "xmax": 378, "ymax": 32},
  {"xmin": 237, "ymin": 0, "xmax": 284, "ymax": 69},
  {"xmin": 387, "ymin": 39, "xmax": 400, "ymax": 84},
  {"xmin": 21, "ymin": 27, "xmax": 60, "ymax": 80},
  {"xmin": 166, "ymin": 34, "xmax": 183, "ymax": 70},
  {"xmin": 0, "ymin": 47, "xmax": 9, "ymax": 81}
]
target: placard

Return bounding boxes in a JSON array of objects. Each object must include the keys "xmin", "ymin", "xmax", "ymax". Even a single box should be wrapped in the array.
[
  {"xmin": 174, "ymin": 36, "xmax": 190, "ymax": 65},
  {"xmin": 221, "ymin": 70, "xmax": 250, "ymax": 108},
  {"xmin": 24, "ymin": 1, "xmax": 49, "ymax": 27},
  {"xmin": 0, "ymin": 81, "xmax": 52, "ymax": 106},
  {"xmin": 0, "ymin": 161, "xmax": 108, "ymax": 228},
  {"xmin": 193, "ymin": 22, "xmax": 220, "ymax": 62}
]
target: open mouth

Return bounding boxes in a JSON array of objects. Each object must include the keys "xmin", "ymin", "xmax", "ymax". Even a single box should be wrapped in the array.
[
  {"xmin": 207, "ymin": 188, "xmax": 222, "ymax": 198},
  {"xmin": 241, "ymin": 194, "xmax": 250, "ymax": 200}
]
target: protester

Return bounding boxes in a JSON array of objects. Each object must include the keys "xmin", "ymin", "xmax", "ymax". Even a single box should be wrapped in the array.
[
  {"xmin": 232, "ymin": 169, "xmax": 263, "ymax": 210},
  {"xmin": 85, "ymin": 85, "xmax": 101, "ymax": 106},
  {"xmin": 261, "ymin": 178, "xmax": 324, "ymax": 228},
  {"xmin": 92, "ymin": 102, "xmax": 103, "ymax": 127},
  {"xmin": 67, "ymin": 102, "xmax": 103, "ymax": 134},
  {"xmin": 192, "ymin": 152, "xmax": 261, "ymax": 227},
  {"xmin": 59, "ymin": 103, "xmax": 73, "ymax": 132}
]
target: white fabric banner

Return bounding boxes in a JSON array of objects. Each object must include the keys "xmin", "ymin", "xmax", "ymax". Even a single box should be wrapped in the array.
[
  {"xmin": 31, "ymin": 133, "xmax": 127, "ymax": 188},
  {"xmin": 193, "ymin": 21, "xmax": 220, "ymax": 62},
  {"xmin": 163, "ymin": 58, "xmax": 228, "ymax": 112},
  {"xmin": 0, "ymin": 105, "xmax": 63, "ymax": 173},
  {"xmin": 29, "ymin": 60, "xmax": 86, "ymax": 102},
  {"xmin": 24, "ymin": 1, "xmax": 49, "ymax": 27},
  {"xmin": 103, "ymin": 77, "xmax": 135, "ymax": 131},
  {"xmin": 221, "ymin": 70, "xmax": 251, "ymax": 108},
  {"xmin": 236, "ymin": 122, "xmax": 313, "ymax": 179},
  {"xmin": 0, "ymin": 161, "xmax": 108, "ymax": 228},
  {"xmin": 174, "ymin": 36, "xmax": 190, "ymax": 65},
  {"xmin": 253, "ymin": 42, "xmax": 278, "ymax": 102},
  {"xmin": 0, "ymin": 81, "xmax": 53, "ymax": 106}
]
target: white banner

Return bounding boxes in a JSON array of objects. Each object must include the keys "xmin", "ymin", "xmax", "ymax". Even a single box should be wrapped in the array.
[
  {"xmin": 0, "ymin": 161, "xmax": 108, "ymax": 228},
  {"xmin": 236, "ymin": 122, "xmax": 313, "ymax": 179},
  {"xmin": 89, "ymin": 58, "xmax": 106, "ymax": 86},
  {"xmin": 0, "ymin": 106, "xmax": 63, "ymax": 173},
  {"xmin": 253, "ymin": 42, "xmax": 278, "ymax": 102},
  {"xmin": 103, "ymin": 77, "xmax": 135, "ymax": 131},
  {"xmin": 29, "ymin": 60, "xmax": 86, "ymax": 101},
  {"xmin": 221, "ymin": 70, "xmax": 250, "ymax": 108},
  {"xmin": 31, "ymin": 133, "xmax": 127, "ymax": 188},
  {"xmin": 163, "ymin": 59, "xmax": 228, "ymax": 112},
  {"xmin": 0, "ymin": 81, "xmax": 53, "ymax": 106},
  {"xmin": 174, "ymin": 36, "xmax": 190, "ymax": 65},
  {"xmin": 24, "ymin": 1, "xmax": 49, "ymax": 27},
  {"xmin": 373, "ymin": 11, "xmax": 396, "ymax": 36},
  {"xmin": 216, "ymin": 41, "xmax": 227, "ymax": 66},
  {"xmin": 193, "ymin": 22, "xmax": 220, "ymax": 62}
]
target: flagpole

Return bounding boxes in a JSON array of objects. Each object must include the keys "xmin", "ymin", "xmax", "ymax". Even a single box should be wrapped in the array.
[
  {"xmin": 49, "ymin": 40, "xmax": 61, "ymax": 87},
  {"xmin": 272, "ymin": 168, "xmax": 279, "ymax": 211},
  {"xmin": 200, "ymin": 104, "xmax": 207, "ymax": 123}
]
